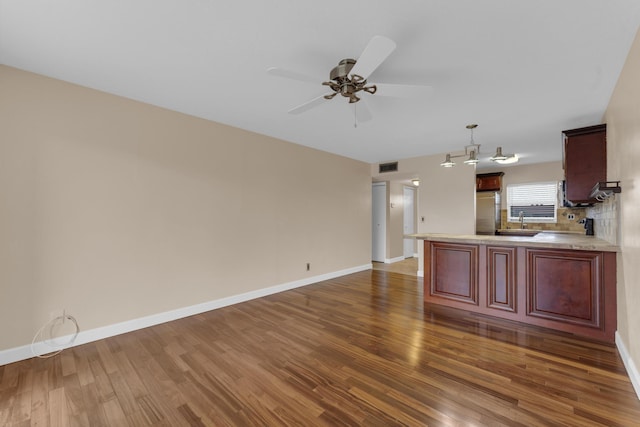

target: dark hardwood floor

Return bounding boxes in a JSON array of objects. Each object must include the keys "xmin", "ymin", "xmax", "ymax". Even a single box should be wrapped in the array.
[{"xmin": 1, "ymin": 269, "xmax": 639, "ymax": 426}]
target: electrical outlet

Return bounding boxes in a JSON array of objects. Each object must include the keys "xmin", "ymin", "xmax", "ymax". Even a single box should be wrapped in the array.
[{"xmin": 567, "ymin": 214, "xmax": 575, "ymax": 220}]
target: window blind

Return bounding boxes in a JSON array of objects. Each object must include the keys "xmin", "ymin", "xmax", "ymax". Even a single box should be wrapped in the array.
[{"xmin": 507, "ymin": 182, "xmax": 558, "ymax": 223}]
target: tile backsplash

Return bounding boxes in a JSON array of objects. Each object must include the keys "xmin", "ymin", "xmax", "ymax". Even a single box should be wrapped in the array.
[
  {"xmin": 586, "ymin": 197, "xmax": 618, "ymax": 244},
  {"xmin": 501, "ymin": 207, "xmax": 589, "ymax": 233}
]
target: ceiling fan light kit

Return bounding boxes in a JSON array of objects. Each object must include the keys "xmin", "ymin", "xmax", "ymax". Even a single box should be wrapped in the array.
[
  {"xmin": 440, "ymin": 124, "xmax": 519, "ymax": 168},
  {"xmin": 322, "ymin": 59, "xmax": 377, "ymax": 104}
]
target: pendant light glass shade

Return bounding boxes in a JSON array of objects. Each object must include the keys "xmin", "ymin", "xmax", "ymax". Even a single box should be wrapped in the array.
[
  {"xmin": 495, "ymin": 154, "xmax": 519, "ymax": 164},
  {"xmin": 490, "ymin": 146, "xmax": 508, "ymax": 161},
  {"xmin": 463, "ymin": 150, "xmax": 479, "ymax": 165},
  {"xmin": 440, "ymin": 153, "xmax": 455, "ymax": 167}
]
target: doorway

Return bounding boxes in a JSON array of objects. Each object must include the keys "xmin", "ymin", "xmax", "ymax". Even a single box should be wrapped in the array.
[
  {"xmin": 403, "ymin": 186, "xmax": 416, "ymax": 258},
  {"xmin": 372, "ymin": 182, "xmax": 386, "ymax": 262}
]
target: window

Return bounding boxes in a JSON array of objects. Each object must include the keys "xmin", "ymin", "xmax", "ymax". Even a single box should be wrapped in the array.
[{"xmin": 507, "ymin": 182, "xmax": 559, "ymax": 223}]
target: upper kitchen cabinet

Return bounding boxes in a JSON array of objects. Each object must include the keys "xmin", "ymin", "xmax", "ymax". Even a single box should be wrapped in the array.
[
  {"xmin": 476, "ymin": 172, "xmax": 504, "ymax": 192},
  {"xmin": 562, "ymin": 124, "xmax": 606, "ymax": 205}
]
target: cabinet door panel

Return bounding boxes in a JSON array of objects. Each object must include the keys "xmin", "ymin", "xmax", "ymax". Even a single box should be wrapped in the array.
[
  {"xmin": 429, "ymin": 242, "xmax": 478, "ymax": 304},
  {"xmin": 487, "ymin": 246, "xmax": 517, "ymax": 312},
  {"xmin": 526, "ymin": 249, "xmax": 601, "ymax": 328},
  {"xmin": 476, "ymin": 173, "xmax": 503, "ymax": 192},
  {"xmin": 563, "ymin": 125, "xmax": 606, "ymax": 203}
]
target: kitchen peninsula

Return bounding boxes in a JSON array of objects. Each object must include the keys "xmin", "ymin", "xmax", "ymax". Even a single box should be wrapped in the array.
[{"xmin": 415, "ymin": 232, "xmax": 617, "ymax": 342}]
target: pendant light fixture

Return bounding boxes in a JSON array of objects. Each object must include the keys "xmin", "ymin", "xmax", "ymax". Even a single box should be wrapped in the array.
[
  {"xmin": 463, "ymin": 150, "xmax": 479, "ymax": 165},
  {"xmin": 440, "ymin": 124, "xmax": 518, "ymax": 167},
  {"xmin": 440, "ymin": 153, "xmax": 455, "ymax": 167},
  {"xmin": 495, "ymin": 154, "xmax": 519, "ymax": 164},
  {"xmin": 490, "ymin": 146, "xmax": 519, "ymax": 164},
  {"xmin": 490, "ymin": 146, "xmax": 508, "ymax": 161},
  {"xmin": 440, "ymin": 124, "xmax": 480, "ymax": 167}
]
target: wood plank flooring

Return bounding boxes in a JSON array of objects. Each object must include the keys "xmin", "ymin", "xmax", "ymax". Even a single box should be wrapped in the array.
[{"xmin": 1, "ymin": 269, "xmax": 639, "ymax": 426}]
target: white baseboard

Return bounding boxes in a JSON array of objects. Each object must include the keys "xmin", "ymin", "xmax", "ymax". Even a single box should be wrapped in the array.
[
  {"xmin": 0, "ymin": 263, "xmax": 372, "ymax": 366},
  {"xmin": 417, "ymin": 270, "xmax": 424, "ymax": 277},
  {"xmin": 385, "ymin": 256, "xmax": 406, "ymax": 264},
  {"xmin": 616, "ymin": 331, "xmax": 640, "ymax": 400}
]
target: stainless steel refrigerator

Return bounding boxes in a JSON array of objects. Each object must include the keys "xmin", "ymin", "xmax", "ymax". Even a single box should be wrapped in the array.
[{"xmin": 476, "ymin": 192, "xmax": 501, "ymax": 235}]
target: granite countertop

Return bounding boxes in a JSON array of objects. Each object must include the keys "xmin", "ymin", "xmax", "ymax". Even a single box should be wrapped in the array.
[{"xmin": 409, "ymin": 232, "xmax": 619, "ymax": 252}]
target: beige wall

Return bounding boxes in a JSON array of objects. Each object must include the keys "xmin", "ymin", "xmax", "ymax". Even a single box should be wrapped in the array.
[
  {"xmin": 603, "ymin": 27, "xmax": 640, "ymax": 380},
  {"xmin": 0, "ymin": 66, "xmax": 372, "ymax": 351},
  {"xmin": 372, "ymin": 154, "xmax": 476, "ymax": 270},
  {"xmin": 372, "ymin": 156, "xmax": 476, "ymax": 234}
]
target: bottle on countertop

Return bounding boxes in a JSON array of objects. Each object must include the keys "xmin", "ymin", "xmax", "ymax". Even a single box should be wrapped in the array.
[{"xmin": 579, "ymin": 218, "xmax": 594, "ymax": 236}]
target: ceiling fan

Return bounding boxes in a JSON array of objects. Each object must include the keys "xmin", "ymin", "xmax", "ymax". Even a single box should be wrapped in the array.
[{"xmin": 267, "ymin": 35, "xmax": 432, "ymax": 122}]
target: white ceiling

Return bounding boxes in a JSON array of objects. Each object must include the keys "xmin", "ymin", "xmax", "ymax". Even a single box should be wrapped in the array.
[{"xmin": 2, "ymin": 1, "xmax": 640, "ymax": 168}]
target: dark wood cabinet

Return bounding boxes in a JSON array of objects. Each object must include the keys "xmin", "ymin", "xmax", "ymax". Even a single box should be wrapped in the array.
[
  {"xmin": 487, "ymin": 246, "xmax": 517, "ymax": 313},
  {"xmin": 476, "ymin": 172, "xmax": 504, "ymax": 192},
  {"xmin": 423, "ymin": 240, "xmax": 616, "ymax": 342},
  {"xmin": 563, "ymin": 124, "xmax": 606, "ymax": 204},
  {"xmin": 526, "ymin": 249, "xmax": 603, "ymax": 329},
  {"xmin": 429, "ymin": 242, "xmax": 479, "ymax": 304}
]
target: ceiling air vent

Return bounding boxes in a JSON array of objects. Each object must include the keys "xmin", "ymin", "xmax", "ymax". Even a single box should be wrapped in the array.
[{"xmin": 379, "ymin": 162, "xmax": 398, "ymax": 173}]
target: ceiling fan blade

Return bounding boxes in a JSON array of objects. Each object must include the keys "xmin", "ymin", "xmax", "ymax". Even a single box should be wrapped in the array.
[
  {"xmin": 266, "ymin": 67, "xmax": 320, "ymax": 84},
  {"xmin": 373, "ymin": 83, "xmax": 433, "ymax": 98},
  {"xmin": 349, "ymin": 35, "xmax": 396, "ymax": 80},
  {"xmin": 287, "ymin": 93, "xmax": 332, "ymax": 115}
]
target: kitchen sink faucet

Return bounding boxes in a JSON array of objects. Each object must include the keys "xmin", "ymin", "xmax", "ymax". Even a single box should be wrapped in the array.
[{"xmin": 518, "ymin": 211, "xmax": 525, "ymax": 229}]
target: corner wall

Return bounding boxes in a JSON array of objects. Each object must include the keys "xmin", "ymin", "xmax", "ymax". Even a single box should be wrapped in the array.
[
  {"xmin": 0, "ymin": 66, "xmax": 372, "ymax": 355},
  {"xmin": 603, "ymin": 27, "xmax": 640, "ymax": 396}
]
